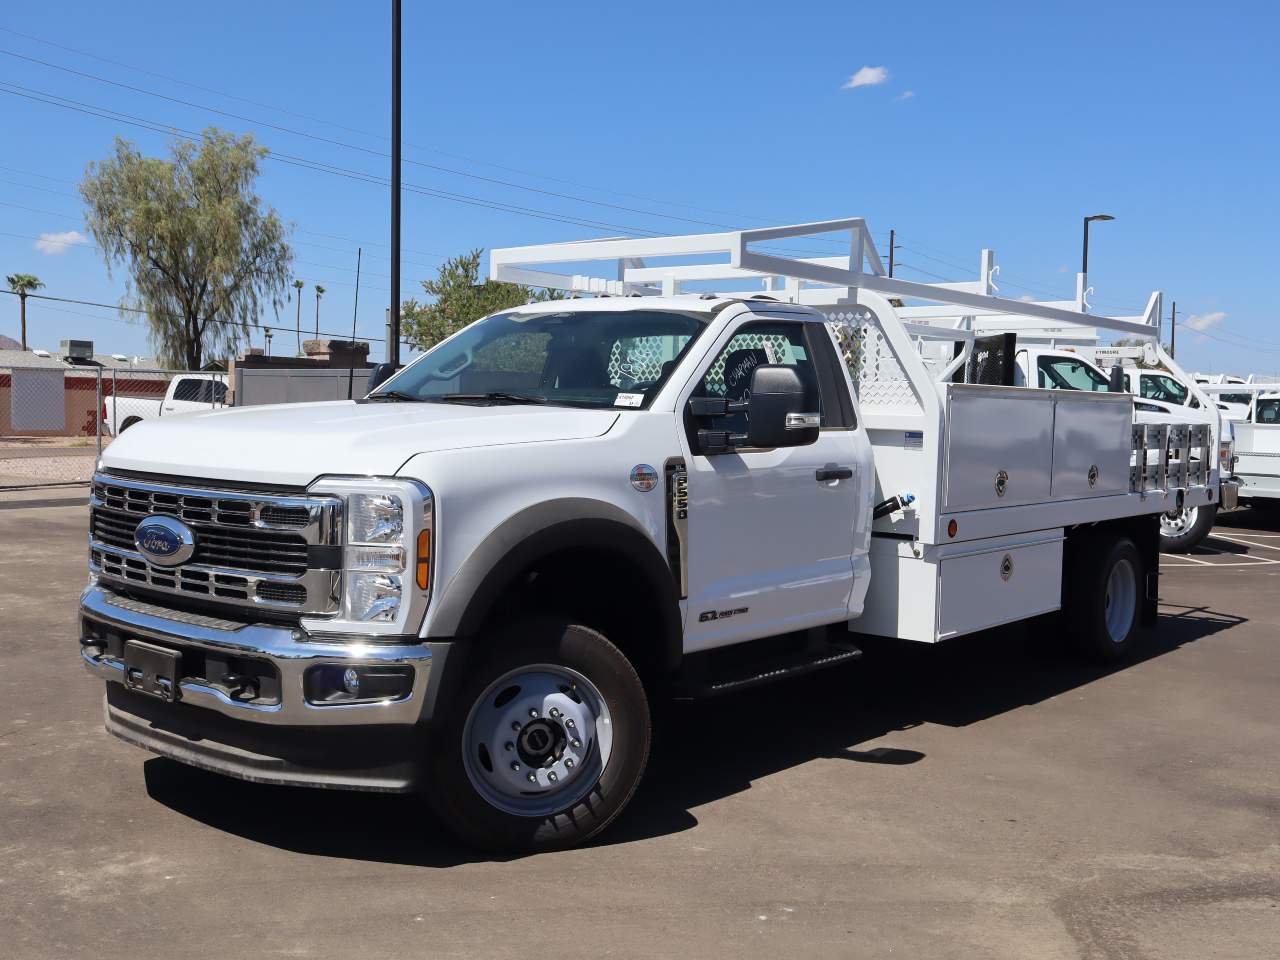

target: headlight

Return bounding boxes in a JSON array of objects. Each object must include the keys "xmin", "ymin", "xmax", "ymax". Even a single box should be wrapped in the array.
[{"xmin": 305, "ymin": 476, "xmax": 433, "ymax": 638}]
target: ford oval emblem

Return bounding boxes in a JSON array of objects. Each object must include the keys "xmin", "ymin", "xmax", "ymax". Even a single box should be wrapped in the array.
[{"xmin": 134, "ymin": 516, "xmax": 196, "ymax": 567}]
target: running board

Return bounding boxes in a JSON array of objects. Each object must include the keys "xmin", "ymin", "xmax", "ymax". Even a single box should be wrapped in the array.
[{"xmin": 679, "ymin": 636, "xmax": 863, "ymax": 698}]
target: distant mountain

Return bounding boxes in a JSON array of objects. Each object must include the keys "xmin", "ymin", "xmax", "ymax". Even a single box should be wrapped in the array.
[{"xmin": 0, "ymin": 334, "xmax": 23, "ymax": 350}]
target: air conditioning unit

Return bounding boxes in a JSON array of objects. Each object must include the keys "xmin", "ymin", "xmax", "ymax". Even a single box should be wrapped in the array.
[{"xmin": 60, "ymin": 339, "xmax": 95, "ymax": 361}]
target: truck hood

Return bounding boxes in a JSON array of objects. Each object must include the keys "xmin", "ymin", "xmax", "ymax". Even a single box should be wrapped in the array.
[{"xmin": 100, "ymin": 400, "xmax": 619, "ymax": 486}]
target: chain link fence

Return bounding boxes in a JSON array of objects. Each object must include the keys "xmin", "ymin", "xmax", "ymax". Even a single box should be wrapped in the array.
[{"xmin": 0, "ymin": 365, "xmax": 226, "ymax": 490}]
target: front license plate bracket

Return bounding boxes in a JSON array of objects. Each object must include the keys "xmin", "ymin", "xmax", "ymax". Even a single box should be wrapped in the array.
[{"xmin": 122, "ymin": 640, "xmax": 182, "ymax": 702}]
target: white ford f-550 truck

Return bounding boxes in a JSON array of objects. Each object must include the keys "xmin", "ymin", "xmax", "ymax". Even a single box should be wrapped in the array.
[{"xmin": 80, "ymin": 219, "xmax": 1218, "ymax": 851}]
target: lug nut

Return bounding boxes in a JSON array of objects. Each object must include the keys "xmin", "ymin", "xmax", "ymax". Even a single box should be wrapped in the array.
[
  {"xmin": 572, "ymin": 738, "xmax": 581, "ymax": 748},
  {"xmin": 511, "ymin": 762, "xmax": 520, "ymax": 772},
  {"xmin": 549, "ymin": 707, "xmax": 561, "ymax": 718},
  {"xmin": 527, "ymin": 772, "xmax": 536, "ymax": 783},
  {"xmin": 548, "ymin": 771, "xmax": 558, "ymax": 782},
  {"xmin": 565, "ymin": 758, "xmax": 575, "ymax": 769},
  {"xmin": 511, "ymin": 721, "xmax": 521, "ymax": 731},
  {"xmin": 565, "ymin": 718, "xmax": 575, "ymax": 729},
  {"xmin": 529, "ymin": 709, "xmax": 539, "ymax": 718},
  {"xmin": 504, "ymin": 741, "xmax": 514, "ymax": 752}
]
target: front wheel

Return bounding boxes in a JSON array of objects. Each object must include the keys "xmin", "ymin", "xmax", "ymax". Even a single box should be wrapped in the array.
[
  {"xmin": 427, "ymin": 616, "xmax": 651, "ymax": 852},
  {"xmin": 1159, "ymin": 504, "xmax": 1216, "ymax": 553}
]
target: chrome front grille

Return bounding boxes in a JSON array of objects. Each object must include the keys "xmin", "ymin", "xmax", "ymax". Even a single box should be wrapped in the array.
[{"xmin": 89, "ymin": 474, "xmax": 343, "ymax": 615}]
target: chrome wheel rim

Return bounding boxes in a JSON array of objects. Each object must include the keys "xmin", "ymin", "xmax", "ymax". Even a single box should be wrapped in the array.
[
  {"xmin": 462, "ymin": 663, "xmax": 613, "ymax": 817},
  {"xmin": 1159, "ymin": 506, "xmax": 1198, "ymax": 538},
  {"xmin": 1104, "ymin": 558, "xmax": 1137, "ymax": 643}
]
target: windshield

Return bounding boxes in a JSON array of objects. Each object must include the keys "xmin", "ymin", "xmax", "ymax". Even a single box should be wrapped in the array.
[
  {"xmin": 373, "ymin": 309, "xmax": 706, "ymax": 409},
  {"xmin": 1037, "ymin": 355, "xmax": 1114, "ymax": 392},
  {"xmin": 1139, "ymin": 374, "xmax": 1188, "ymax": 405},
  {"xmin": 1220, "ymin": 393, "xmax": 1252, "ymax": 406}
]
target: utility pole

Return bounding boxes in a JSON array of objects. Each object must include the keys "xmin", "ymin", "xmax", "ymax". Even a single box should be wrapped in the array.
[
  {"xmin": 1170, "ymin": 301, "xmax": 1176, "ymax": 358},
  {"xmin": 888, "ymin": 228, "xmax": 895, "ymax": 278},
  {"xmin": 388, "ymin": 0, "xmax": 402, "ymax": 368}
]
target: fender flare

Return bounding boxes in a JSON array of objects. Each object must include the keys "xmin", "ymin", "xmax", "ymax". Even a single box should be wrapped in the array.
[{"xmin": 427, "ymin": 498, "xmax": 683, "ymax": 672}]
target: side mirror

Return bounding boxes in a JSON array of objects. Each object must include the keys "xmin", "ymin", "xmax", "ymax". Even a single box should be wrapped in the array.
[
  {"xmin": 1108, "ymin": 364, "xmax": 1126, "ymax": 393},
  {"xmin": 366, "ymin": 362, "xmax": 400, "ymax": 393},
  {"xmin": 745, "ymin": 365, "xmax": 820, "ymax": 448}
]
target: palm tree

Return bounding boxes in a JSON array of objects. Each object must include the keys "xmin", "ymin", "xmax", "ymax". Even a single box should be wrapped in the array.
[
  {"xmin": 6, "ymin": 273, "xmax": 44, "ymax": 350},
  {"xmin": 292, "ymin": 278, "xmax": 305, "ymax": 354},
  {"xmin": 313, "ymin": 284, "xmax": 326, "ymax": 338}
]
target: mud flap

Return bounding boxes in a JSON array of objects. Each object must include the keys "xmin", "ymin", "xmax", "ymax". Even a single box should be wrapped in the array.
[{"xmin": 1138, "ymin": 515, "xmax": 1160, "ymax": 627}]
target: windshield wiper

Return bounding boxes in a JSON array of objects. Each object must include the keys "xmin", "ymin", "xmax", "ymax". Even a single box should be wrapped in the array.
[
  {"xmin": 367, "ymin": 390, "xmax": 425, "ymax": 402},
  {"xmin": 436, "ymin": 392, "xmax": 548, "ymax": 405}
]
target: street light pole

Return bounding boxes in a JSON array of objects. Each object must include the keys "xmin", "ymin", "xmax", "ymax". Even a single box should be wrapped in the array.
[
  {"xmin": 1081, "ymin": 213, "xmax": 1115, "ymax": 278},
  {"xmin": 389, "ymin": 0, "xmax": 402, "ymax": 368}
]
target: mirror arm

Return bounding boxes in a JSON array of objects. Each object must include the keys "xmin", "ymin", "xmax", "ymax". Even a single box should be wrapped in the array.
[
  {"xmin": 688, "ymin": 397, "xmax": 748, "ymax": 419},
  {"xmin": 697, "ymin": 429, "xmax": 733, "ymax": 455}
]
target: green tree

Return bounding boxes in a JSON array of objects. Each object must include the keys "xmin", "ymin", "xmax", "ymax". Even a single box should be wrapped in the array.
[
  {"xmin": 79, "ymin": 129, "xmax": 293, "ymax": 369},
  {"xmin": 401, "ymin": 249, "xmax": 561, "ymax": 351},
  {"xmin": 292, "ymin": 278, "xmax": 304, "ymax": 354},
  {"xmin": 313, "ymin": 284, "xmax": 325, "ymax": 338},
  {"xmin": 5, "ymin": 273, "xmax": 43, "ymax": 350}
]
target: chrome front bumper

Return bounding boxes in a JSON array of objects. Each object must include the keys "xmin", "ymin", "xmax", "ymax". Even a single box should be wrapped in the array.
[{"xmin": 80, "ymin": 584, "xmax": 432, "ymax": 727}]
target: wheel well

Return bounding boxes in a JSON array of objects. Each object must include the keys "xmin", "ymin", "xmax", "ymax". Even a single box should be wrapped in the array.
[
  {"xmin": 471, "ymin": 544, "xmax": 678, "ymax": 694},
  {"xmin": 1065, "ymin": 515, "xmax": 1159, "ymax": 626}
]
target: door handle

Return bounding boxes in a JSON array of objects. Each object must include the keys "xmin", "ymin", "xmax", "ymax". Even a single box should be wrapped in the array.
[{"xmin": 815, "ymin": 466, "xmax": 853, "ymax": 482}]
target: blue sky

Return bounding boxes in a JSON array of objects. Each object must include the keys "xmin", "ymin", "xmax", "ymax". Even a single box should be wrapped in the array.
[{"xmin": 1, "ymin": 0, "xmax": 1277, "ymax": 373}]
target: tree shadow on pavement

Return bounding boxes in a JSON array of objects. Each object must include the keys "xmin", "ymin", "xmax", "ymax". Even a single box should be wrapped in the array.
[{"xmin": 144, "ymin": 602, "xmax": 1244, "ymax": 866}]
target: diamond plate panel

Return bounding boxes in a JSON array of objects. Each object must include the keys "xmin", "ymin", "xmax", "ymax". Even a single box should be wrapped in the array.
[{"xmin": 822, "ymin": 307, "xmax": 922, "ymax": 415}]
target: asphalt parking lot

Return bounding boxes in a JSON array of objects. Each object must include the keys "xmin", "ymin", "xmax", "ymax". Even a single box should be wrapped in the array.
[{"xmin": 2, "ymin": 495, "xmax": 1277, "ymax": 960}]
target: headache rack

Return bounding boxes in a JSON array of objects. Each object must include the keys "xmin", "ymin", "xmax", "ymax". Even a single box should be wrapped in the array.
[{"xmin": 492, "ymin": 217, "xmax": 1220, "ymax": 543}]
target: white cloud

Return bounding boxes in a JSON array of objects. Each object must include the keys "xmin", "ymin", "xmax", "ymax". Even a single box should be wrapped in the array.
[
  {"xmin": 1057, "ymin": 264, "xmax": 1070, "ymax": 273},
  {"xmin": 895, "ymin": 90, "xmax": 915, "ymax": 101},
  {"xmin": 35, "ymin": 230, "xmax": 87, "ymax": 255},
  {"xmin": 1018, "ymin": 294, "xmax": 1035, "ymax": 302},
  {"xmin": 843, "ymin": 66, "xmax": 889, "ymax": 90},
  {"xmin": 1184, "ymin": 310, "xmax": 1226, "ymax": 332}
]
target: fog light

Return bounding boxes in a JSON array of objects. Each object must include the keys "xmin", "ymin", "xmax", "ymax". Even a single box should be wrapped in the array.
[{"xmin": 304, "ymin": 664, "xmax": 414, "ymax": 704}]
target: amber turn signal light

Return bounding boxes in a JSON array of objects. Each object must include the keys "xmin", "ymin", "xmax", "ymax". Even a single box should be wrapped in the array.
[{"xmin": 415, "ymin": 529, "xmax": 431, "ymax": 590}]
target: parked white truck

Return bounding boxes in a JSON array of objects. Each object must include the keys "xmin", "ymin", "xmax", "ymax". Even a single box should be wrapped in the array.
[
  {"xmin": 80, "ymin": 219, "xmax": 1217, "ymax": 852},
  {"xmin": 1201, "ymin": 383, "xmax": 1280, "ymax": 507},
  {"xmin": 1013, "ymin": 346, "xmax": 1236, "ymax": 551},
  {"xmin": 102, "ymin": 372, "xmax": 228, "ymax": 434}
]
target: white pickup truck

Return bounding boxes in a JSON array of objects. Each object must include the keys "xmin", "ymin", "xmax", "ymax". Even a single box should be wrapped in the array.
[
  {"xmin": 79, "ymin": 219, "xmax": 1217, "ymax": 852},
  {"xmin": 1200, "ymin": 384, "xmax": 1280, "ymax": 507},
  {"xmin": 102, "ymin": 372, "xmax": 228, "ymax": 434},
  {"xmin": 1011, "ymin": 346, "xmax": 1235, "ymax": 551}
]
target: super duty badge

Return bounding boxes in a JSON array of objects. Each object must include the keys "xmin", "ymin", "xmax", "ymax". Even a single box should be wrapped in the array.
[{"xmin": 699, "ymin": 607, "xmax": 748, "ymax": 623}]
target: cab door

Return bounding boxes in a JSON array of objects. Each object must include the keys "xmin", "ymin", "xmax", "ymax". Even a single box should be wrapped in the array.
[{"xmin": 677, "ymin": 315, "xmax": 869, "ymax": 652}]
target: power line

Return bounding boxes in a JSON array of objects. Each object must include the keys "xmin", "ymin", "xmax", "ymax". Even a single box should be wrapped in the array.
[
  {"xmin": 0, "ymin": 24, "xmax": 819, "ymax": 226},
  {"xmin": 0, "ymin": 163, "xmax": 448, "ymax": 263},
  {"xmin": 0, "ymin": 79, "xmax": 845, "ymax": 258},
  {"xmin": 0, "ymin": 45, "xmax": 788, "ymax": 236},
  {"xmin": 0, "ymin": 287, "xmax": 392, "ymax": 343}
]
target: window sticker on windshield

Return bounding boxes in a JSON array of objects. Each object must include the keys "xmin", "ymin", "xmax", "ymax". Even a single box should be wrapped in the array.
[{"xmin": 614, "ymin": 393, "xmax": 644, "ymax": 408}]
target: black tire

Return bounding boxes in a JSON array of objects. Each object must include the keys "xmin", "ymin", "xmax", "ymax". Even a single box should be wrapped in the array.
[
  {"xmin": 1158, "ymin": 504, "xmax": 1216, "ymax": 553},
  {"xmin": 120, "ymin": 417, "xmax": 142, "ymax": 433},
  {"xmin": 427, "ymin": 616, "xmax": 651, "ymax": 853},
  {"xmin": 1065, "ymin": 534, "xmax": 1144, "ymax": 663}
]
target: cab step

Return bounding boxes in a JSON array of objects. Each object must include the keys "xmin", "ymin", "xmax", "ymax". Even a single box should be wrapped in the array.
[{"xmin": 678, "ymin": 630, "xmax": 863, "ymax": 698}]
